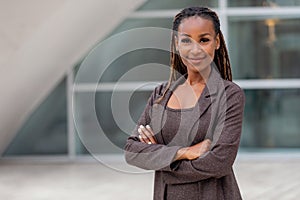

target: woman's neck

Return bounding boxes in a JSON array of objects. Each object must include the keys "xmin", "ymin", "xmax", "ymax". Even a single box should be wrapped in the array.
[{"xmin": 185, "ymin": 66, "xmax": 211, "ymax": 86}]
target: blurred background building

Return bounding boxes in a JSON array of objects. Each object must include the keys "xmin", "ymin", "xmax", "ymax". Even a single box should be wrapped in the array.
[
  {"xmin": 1, "ymin": 1, "xmax": 300, "ymax": 199},
  {"xmin": 1, "ymin": 0, "xmax": 300, "ymax": 159}
]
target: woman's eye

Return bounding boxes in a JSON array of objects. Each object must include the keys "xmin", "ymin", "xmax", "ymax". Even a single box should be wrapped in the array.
[
  {"xmin": 200, "ymin": 38, "xmax": 210, "ymax": 43},
  {"xmin": 181, "ymin": 38, "xmax": 191, "ymax": 43}
]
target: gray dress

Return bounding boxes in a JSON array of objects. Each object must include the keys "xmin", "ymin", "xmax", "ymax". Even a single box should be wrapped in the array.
[{"xmin": 124, "ymin": 67, "xmax": 245, "ymax": 200}]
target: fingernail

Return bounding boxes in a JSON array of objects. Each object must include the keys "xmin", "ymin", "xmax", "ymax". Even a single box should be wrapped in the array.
[
  {"xmin": 138, "ymin": 128, "xmax": 141, "ymax": 133},
  {"xmin": 139, "ymin": 125, "xmax": 144, "ymax": 129},
  {"xmin": 148, "ymin": 142, "xmax": 152, "ymax": 144},
  {"xmin": 146, "ymin": 125, "xmax": 150, "ymax": 129},
  {"xmin": 138, "ymin": 135, "xmax": 142, "ymax": 139}
]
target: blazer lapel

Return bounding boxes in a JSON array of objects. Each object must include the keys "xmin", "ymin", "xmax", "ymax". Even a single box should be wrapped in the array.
[
  {"xmin": 150, "ymin": 102, "xmax": 165, "ymax": 143},
  {"xmin": 151, "ymin": 75, "xmax": 187, "ymax": 144},
  {"xmin": 185, "ymin": 67, "xmax": 220, "ymax": 144}
]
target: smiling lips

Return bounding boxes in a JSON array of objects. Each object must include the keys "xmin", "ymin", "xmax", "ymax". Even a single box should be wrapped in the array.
[{"xmin": 187, "ymin": 56, "xmax": 206, "ymax": 65}]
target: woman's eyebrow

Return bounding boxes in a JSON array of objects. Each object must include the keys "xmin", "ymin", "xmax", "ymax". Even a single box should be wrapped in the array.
[
  {"xmin": 179, "ymin": 33, "xmax": 191, "ymax": 37},
  {"xmin": 179, "ymin": 33, "xmax": 211, "ymax": 37},
  {"xmin": 198, "ymin": 33, "xmax": 211, "ymax": 37}
]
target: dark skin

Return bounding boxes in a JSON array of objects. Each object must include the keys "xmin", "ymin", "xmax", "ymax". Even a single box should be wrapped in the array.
[{"xmin": 139, "ymin": 16, "xmax": 220, "ymax": 161}]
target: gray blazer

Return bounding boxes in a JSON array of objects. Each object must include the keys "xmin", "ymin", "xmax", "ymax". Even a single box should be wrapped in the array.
[{"xmin": 124, "ymin": 67, "xmax": 245, "ymax": 200}]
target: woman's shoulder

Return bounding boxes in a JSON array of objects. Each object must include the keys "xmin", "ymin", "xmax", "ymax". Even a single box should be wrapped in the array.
[
  {"xmin": 223, "ymin": 79, "xmax": 243, "ymax": 93},
  {"xmin": 153, "ymin": 81, "xmax": 168, "ymax": 96},
  {"xmin": 146, "ymin": 82, "xmax": 168, "ymax": 105},
  {"xmin": 222, "ymin": 79, "xmax": 245, "ymax": 100}
]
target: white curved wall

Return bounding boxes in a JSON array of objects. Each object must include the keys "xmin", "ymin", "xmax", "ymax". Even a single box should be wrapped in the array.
[{"xmin": 0, "ymin": 0, "xmax": 144, "ymax": 154}]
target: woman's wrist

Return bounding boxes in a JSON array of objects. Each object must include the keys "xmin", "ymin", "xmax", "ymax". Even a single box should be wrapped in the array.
[{"xmin": 174, "ymin": 147, "xmax": 189, "ymax": 161}]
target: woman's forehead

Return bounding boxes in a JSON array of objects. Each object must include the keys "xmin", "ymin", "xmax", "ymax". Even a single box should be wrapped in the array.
[{"xmin": 178, "ymin": 16, "xmax": 215, "ymax": 35}]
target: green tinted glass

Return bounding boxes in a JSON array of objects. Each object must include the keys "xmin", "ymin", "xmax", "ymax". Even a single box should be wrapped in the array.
[
  {"xmin": 229, "ymin": 0, "xmax": 300, "ymax": 7},
  {"xmin": 138, "ymin": 0, "xmax": 218, "ymax": 10},
  {"xmin": 4, "ymin": 79, "xmax": 67, "ymax": 155},
  {"xmin": 229, "ymin": 17, "xmax": 300, "ymax": 79},
  {"xmin": 242, "ymin": 89, "xmax": 300, "ymax": 148}
]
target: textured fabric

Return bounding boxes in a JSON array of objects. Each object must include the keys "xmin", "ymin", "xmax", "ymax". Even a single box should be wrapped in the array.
[
  {"xmin": 124, "ymin": 67, "xmax": 245, "ymax": 200},
  {"xmin": 161, "ymin": 107, "xmax": 199, "ymax": 146}
]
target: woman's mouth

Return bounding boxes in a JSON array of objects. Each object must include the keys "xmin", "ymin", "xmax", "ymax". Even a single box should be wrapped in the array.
[{"xmin": 187, "ymin": 56, "xmax": 206, "ymax": 65}]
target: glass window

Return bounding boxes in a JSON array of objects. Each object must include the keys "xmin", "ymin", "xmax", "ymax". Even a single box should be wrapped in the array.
[
  {"xmin": 228, "ymin": 17, "xmax": 300, "ymax": 79},
  {"xmin": 241, "ymin": 89, "xmax": 300, "ymax": 148},
  {"xmin": 75, "ymin": 18, "xmax": 173, "ymax": 83},
  {"xmin": 137, "ymin": 0, "xmax": 218, "ymax": 10},
  {"xmin": 75, "ymin": 129, "xmax": 89, "ymax": 154},
  {"xmin": 229, "ymin": 0, "xmax": 300, "ymax": 7},
  {"xmin": 76, "ymin": 88, "xmax": 300, "ymax": 152},
  {"xmin": 74, "ymin": 91, "xmax": 152, "ymax": 154},
  {"xmin": 76, "ymin": 48, "xmax": 171, "ymax": 83},
  {"xmin": 4, "ymin": 79, "xmax": 68, "ymax": 155},
  {"xmin": 99, "ymin": 49, "xmax": 170, "ymax": 82},
  {"xmin": 110, "ymin": 18, "xmax": 173, "ymax": 35}
]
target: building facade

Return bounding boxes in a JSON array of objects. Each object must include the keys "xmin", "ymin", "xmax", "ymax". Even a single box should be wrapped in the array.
[{"xmin": 4, "ymin": 0, "xmax": 300, "ymax": 158}]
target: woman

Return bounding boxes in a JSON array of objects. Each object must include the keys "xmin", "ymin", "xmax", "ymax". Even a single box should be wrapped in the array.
[{"xmin": 124, "ymin": 7, "xmax": 245, "ymax": 200}]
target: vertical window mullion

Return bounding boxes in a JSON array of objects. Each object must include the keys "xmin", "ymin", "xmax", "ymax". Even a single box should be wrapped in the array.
[
  {"xmin": 219, "ymin": 0, "xmax": 228, "ymax": 43},
  {"xmin": 67, "ymin": 68, "xmax": 76, "ymax": 159}
]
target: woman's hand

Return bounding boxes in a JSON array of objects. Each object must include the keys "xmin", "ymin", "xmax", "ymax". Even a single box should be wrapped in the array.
[
  {"xmin": 138, "ymin": 125, "xmax": 157, "ymax": 144},
  {"xmin": 174, "ymin": 139, "xmax": 211, "ymax": 161}
]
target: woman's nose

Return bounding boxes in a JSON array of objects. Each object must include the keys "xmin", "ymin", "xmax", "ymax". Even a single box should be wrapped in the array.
[{"xmin": 190, "ymin": 42, "xmax": 203, "ymax": 54}]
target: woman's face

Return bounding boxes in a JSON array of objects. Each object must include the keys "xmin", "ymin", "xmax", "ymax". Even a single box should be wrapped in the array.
[{"xmin": 175, "ymin": 16, "xmax": 220, "ymax": 75}]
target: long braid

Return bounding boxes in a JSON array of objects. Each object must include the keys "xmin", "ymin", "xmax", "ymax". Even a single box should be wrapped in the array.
[
  {"xmin": 214, "ymin": 31, "xmax": 232, "ymax": 81},
  {"xmin": 156, "ymin": 7, "xmax": 232, "ymax": 103}
]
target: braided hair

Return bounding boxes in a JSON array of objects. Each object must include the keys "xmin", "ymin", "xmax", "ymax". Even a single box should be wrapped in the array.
[{"xmin": 156, "ymin": 7, "xmax": 232, "ymax": 103}]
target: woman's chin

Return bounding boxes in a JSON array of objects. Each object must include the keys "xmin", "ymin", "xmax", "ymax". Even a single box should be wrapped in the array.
[{"xmin": 187, "ymin": 62, "xmax": 211, "ymax": 74}]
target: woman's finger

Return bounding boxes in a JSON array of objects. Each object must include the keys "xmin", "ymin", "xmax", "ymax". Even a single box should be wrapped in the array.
[
  {"xmin": 139, "ymin": 125, "xmax": 152, "ymax": 144},
  {"xmin": 145, "ymin": 125, "xmax": 157, "ymax": 144},
  {"xmin": 138, "ymin": 127, "xmax": 152, "ymax": 144},
  {"xmin": 139, "ymin": 125, "xmax": 156, "ymax": 144},
  {"xmin": 145, "ymin": 125, "xmax": 154, "ymax": 135},
  {"xmin": 140, "ymin": 125, "xmax": 156, "ymax": 144},
  {"xmin": 138, "ymin": 128, "xmax": 147, "ymax": 143}
]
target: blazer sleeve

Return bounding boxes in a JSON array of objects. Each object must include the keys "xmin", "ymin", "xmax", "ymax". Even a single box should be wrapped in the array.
[
  {"xmin": 161, "ymin": 84, "xmax": 245, "ymax": 184},
  {"xmin": 124, "ymin": 83, "xmax": 182, "ymax": 170}
]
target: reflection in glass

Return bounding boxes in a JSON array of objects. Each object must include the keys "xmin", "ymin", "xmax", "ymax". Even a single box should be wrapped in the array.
[
  {"xmin": 241, "ymin": 89, "xmax": 300, "ymax": 148},
  {"xmin": 229, "ymin": 0, "xmax": 300, "ymax": 7},
  {"xmin": 137, "ymin": 0, "xmax": 217, "ymax": 10},
  {"xmin": 4, "ymin": 79, "xmax": 68, "ymax": 155},
  {"xmin": 76, "ymin": 48, "xmax": 171, "ymax": 83},
  {"xmin": 75, "ymin": 91, "xmax": 152, "ymax": 154},
  {"xmin": 75, "ymin": 18, "xmax": 173, "ymax": 83},
  {"xmin": 110, "ymin": 18, "xmax": 172, "ymax": 35},
  {"xmin": 229, "ymin": 17, "xmax": 300, "ymax": 79},
  {"xmin": 99, "ymin": 49, "xmax": 170, "ymax": 82},
  {"xmin": 75, "ymin": 88, "xmax": 300, "ymax": 154}
]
